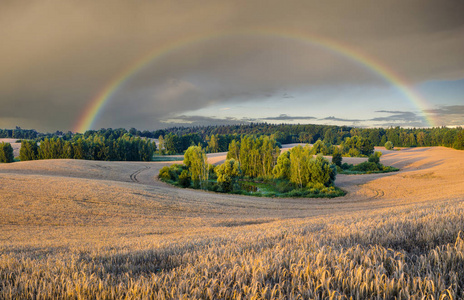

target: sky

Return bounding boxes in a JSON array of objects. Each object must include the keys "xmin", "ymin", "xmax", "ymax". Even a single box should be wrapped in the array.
[{"xmin": 1, "ymin": 0, "xmax": 463, "ymax": 132}]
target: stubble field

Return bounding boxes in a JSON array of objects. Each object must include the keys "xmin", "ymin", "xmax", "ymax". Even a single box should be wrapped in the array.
[{"xmin": 1, "ymin": 146, "xmax": 463, "ymax": 299}]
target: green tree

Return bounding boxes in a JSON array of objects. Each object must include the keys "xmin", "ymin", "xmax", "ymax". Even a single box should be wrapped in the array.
[
  {"xmin": 368, "ymin": 151, "xmax": 382, "ymax": 164},
  {"xmin": 0, "ymin": 142, "xmax": 14, "ymax": 163},
  {"xmin": 215, "ymin": 159, "xmax": 241, "ymax": 192},
  {"xmin": 289, "ymin": 145, "xmax": 310, "ymax": 188},
  {"xmin": 184, "ymin": 146, "xmax": 209, "ymax": 188},
  {"xmin": 332, "ymin": 149, "xmax": 342, "ymax": 167},
  {"xmin": 308, "ymin": 154, "xmax": 336, "ymax": 187},
  {"xmin": 226, "ymin": 139, "xmax": 240, "ymax": 161},
  {"xmin": 453, "ymin": 130, "xmax": 464, "ymax": 150},
  {"xmin": 207, "ymin": 134, "xmax": 219, "ymax": 153},
  {"xmin": 385, "ymin": 141, "xmax": 394, "ymax": 150},
  {"xmin": 158, "ymin": 135, "xmax": 165, "ymax": 154},
  {"xmin": 342, "ymin": 136, "xmax": 374, "ymax": 156},
  {"xmin": 19, "ymin": 140, "xmax": 38, "ymax": 161},
  {"xmin": 273, "ymin": 151, "xmax": 291, "ymax": 179}
]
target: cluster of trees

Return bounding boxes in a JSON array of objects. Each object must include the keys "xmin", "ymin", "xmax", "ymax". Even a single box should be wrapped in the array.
[
  {"xmin": 158, "ymin": 133, "xmax": 203, "ymax": 154},
  {"xmin": 19, "ymin": 134, "xmax": 156, "ymax": 161},
  {"xmin": 158, "ymin": 133, "xmax": 239, "ymax": 154},
  {"xmin": 159, "ymin": 145, "xmax": 213, "ymax": 189},
  {"xmin": 273, "ymin": 145, "xmax": 336, "ymax": 188},
  {"xmin": 226, "ymin": 136, "xmax": 280, "ymax": 178},
  {"xmin": 334, "ymin": 151, "xmax": 398, "ymax": 174},
  {"xmin": 0, "ymin": 142, "xmax": 14, "ymax": 163},
  {"xmin": 339, "ymin": 136, "xmax": 375, "ymax": 156},
  {"xmin": 160, "ymin": 136, "xmax": 338, "ymax": 195}
]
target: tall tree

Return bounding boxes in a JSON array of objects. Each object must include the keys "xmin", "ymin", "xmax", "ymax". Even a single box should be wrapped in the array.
[{"xmin": 0, "ymin": 142, "xmax": 14, "ymax": 163}]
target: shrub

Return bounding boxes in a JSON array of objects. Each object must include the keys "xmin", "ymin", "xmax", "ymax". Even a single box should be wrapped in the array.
[
  {"xmin": 353, "ymin": 161, "xmax": 379, "ymax": 172},
  {"xmin": 178, "ymin": 170, "xmax": 191, "ymax": 187},
  {"xmin": 385, "ymin": 141, "xmax": 394, "ymax": 150},
  {"xmin": 368, "ymin": 151, "xmax": 382, "ymax": 164},
  {"xmin": 158, "ymin": 166, "xmax": 172, "ymax": 181},
  {"xmin": 341, "ymin": 162, "xmax": 351, "ymax": 170},
  {"xmin": 348, "ymin": 148, "xmax": 361, "ymax": 157},
  {"xmin": 216, "ymin": 159, "xmax": 241, "ymax": 192},
  {"xmin": 332, "ymin": 151, "xmax": 342, "ymax": 167},
  {"xmin": 276, "ymin": 180, "xmax": 294, "ymax": 193}
]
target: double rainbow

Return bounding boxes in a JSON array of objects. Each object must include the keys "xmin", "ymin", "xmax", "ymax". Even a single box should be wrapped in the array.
[{"xmin": 73, "ymin": 29, "xmax": 435, "ymax": 133}]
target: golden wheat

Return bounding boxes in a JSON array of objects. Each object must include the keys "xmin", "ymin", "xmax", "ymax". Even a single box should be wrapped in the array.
[{"xmin": 1, "ymin": 147, "xmax": 463, "ymax": 299}]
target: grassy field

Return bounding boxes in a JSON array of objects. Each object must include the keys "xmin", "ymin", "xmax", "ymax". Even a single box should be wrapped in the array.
[{"xmin": 1, "ymin": 146, "xmax": 463, "ymax": 298}]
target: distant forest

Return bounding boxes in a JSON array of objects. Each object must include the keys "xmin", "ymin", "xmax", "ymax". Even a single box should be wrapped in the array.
[
  {"xmin": 155, "ymin": 123, "xmax": 464, "ymax": 149},
  {"xmin": 1, "ymin": 123, "xmax": 463, "ymax": 157}
]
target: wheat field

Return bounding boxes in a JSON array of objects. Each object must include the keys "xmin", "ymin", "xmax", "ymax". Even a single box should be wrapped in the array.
[{"xmin": 1, "ymin": 146, "xmax": 463, "ymax": 299}]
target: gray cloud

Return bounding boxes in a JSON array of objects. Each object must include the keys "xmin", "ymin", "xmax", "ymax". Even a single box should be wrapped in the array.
[
  {"xmin": 423, "ymin": 105, "xmax": 464, "ymax": 127},
  {"xmin": 261, "ymin": 114, "xmax": 316, "ymax": 121},
  {"xmin": 320, "ymin": 116, "xmax": 363, "ymax": 123},
  {"xmin": 424, "ymin": 105, "xmax": 464, "ymax": 115},
  {"xmin": 165, "ymin": 110, "xmax": 433, "ymax": 128},
  {"xmin": 370, "ymin": 111, "xmax": 422, "ymax": 122},
  {"xmin": 1, "ymin": 0, "xmax": 463, "ymax": 131},
  {"xmin": 161, "ymin": 115, "xmax": 253, "ymax": 127},
  {"xmin": 320, "ymin": 111, "xmax": 430, "ymax": 127}
]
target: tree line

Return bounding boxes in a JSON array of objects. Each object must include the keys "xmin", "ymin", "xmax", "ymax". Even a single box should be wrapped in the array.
[
  {"xmin": 3, "ymin": 123, "xmax": 463, "ymax": 155},
  {"xmin": 19, "ymin": 134, "xmax": 156, "ymax": 162},
  {"xmin": 157, "ymin": 123, "xmax": 464, "ymax": 150},
  {"xmin": 158, "ymin": 133, "xmax": 239, "ymax": 154}
]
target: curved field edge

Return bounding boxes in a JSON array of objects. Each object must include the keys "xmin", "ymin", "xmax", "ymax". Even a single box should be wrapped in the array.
[{"xmin": 159, "ymin": 176, "xmax": 347, "ymax": 199}]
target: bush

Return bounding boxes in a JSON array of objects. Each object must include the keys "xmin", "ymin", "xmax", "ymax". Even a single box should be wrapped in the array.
[
  {"xmin": 158, "ymin": 166, "xmax": 172, "ymax": 181},
  {"xmin": 332, "ymin": 151, "xmax": 342, "ymax": 167},
  {"xmin": 276, "ymin": 180, "xmax": 294, "ymax": 193},
  {"xmin": 216, "ymin": 159, "xmax": 241, "ymax": 192},
  {"xmin": 385, "ymin": 141, "xmax": 394, "ymax": 150},
  {"xmin": 368, "ymin": 151, "xmax": 382, "ymax": 164},
  {"xmin": 352, "ymin": 161, "xmax": 379, "ymax": 172},
  {"xmin": 287, "ymin": 189, "xmax": 304, "ymax": 197},
  {"xmin": 348, "ymin": 148, "xmax": 361, "ymax": 157},
  {"xmin": 158, "ymin": 164, "xmax": 186, "ymax": 181},
  {"xmin": 341, "ymin": 162, "xmax": 351, "ymax": 170},
  {"xmin": 178, "ymin": 170, "xmax": 191, "ymax": 187}
]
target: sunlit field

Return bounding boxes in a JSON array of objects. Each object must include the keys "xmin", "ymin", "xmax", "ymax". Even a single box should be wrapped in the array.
[{"xmin": 1, "ymin": 146, "xmax": 463, "ymax": 299}]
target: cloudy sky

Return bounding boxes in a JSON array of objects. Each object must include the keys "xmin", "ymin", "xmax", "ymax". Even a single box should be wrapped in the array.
[{"xmin": 1, "ymin": 0, "xmax": 463, "ymax": 132}]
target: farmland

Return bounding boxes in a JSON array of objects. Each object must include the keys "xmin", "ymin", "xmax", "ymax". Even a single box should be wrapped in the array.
[{"xmin": 1, "ymin": 146, "xmax": 464, "ymax": 298}]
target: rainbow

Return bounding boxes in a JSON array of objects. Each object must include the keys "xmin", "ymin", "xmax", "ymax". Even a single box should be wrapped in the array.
[{"xmin": 73, "ymin": 29, "xmax": 436, "ymax": 132}]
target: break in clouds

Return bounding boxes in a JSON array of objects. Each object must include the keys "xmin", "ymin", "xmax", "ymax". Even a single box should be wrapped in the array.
[{"xmin": 1, "ymin": 0, "xmax": 464, "ymax": 131}]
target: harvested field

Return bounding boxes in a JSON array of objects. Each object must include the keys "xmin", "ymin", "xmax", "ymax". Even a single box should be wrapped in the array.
[{"xmin": 1, "ymin": 146, "xmax": 463, "ymax": 298}]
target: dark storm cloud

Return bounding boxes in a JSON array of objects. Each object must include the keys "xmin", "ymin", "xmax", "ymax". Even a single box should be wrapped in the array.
[{"xmin": 1, "ymin": 0, "xmax": 463, "ymax": 130}]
